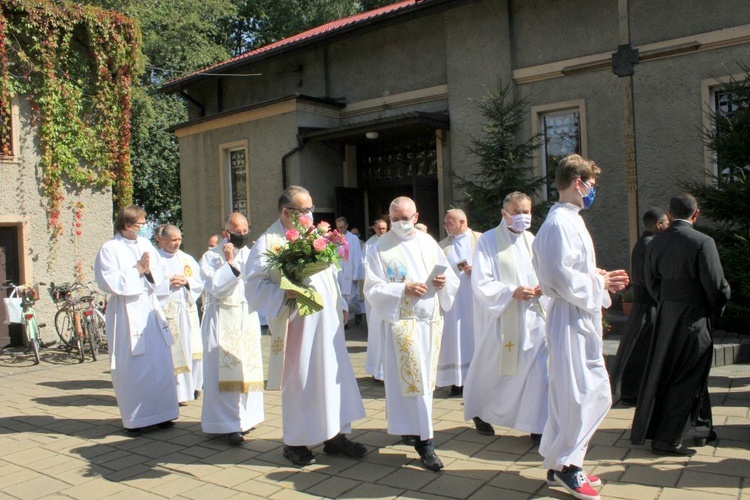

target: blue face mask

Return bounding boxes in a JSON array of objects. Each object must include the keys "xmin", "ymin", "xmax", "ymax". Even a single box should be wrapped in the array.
[
  {"xmin": 580, "ymin": 181, "xmax": 597, "ymax": 210},
  {"xmin": 137, "ymin": 226, "xmax": 149, "ymax": 238}
]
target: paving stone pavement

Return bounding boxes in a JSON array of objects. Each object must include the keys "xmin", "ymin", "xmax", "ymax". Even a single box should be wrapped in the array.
[{"xmin": 0, "ymin": 323, "xmax": 748, "ymax": 500}]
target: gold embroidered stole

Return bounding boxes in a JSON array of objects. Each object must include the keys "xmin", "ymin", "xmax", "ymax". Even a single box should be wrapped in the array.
[
  {"xmin": 163, "ymin": 300, "xmax": 191, "ymax": 375},
  {"xmin": 379, "ymin": 232, "xmax": 442, "ymax": 397},
  {"xmin": 217, "ymin": 282, "xmax": 264, "ymax": 392}
]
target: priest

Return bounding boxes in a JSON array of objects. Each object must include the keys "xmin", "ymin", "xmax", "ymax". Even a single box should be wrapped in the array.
[
  {"xmin": 155, "ymin": 225, "xmax": 204, "ymax": 405},
  {"xmin": 364, "ymin": 218, "xmax": 389, "ymax": 382},
  {"xmin": 364, "ymin": 196, "xmax": 459, "ymax": 472},
  {"xmin": 463, "ymin": 192, "xmax": 548, "ymax": 444},
  {"xmin": 246, "ymin": 186, "xmax": 367, "ymax": 467},
  {"xmin": 608, "ymin": 207, "xmax": 668, "ymax": 405},
  {"xmin": 200, "ymin": 212, "xmax": 265, "ymax": 445},
  {"xmin": 532, "ymin": 155, "xmax": 628, "ymax": 500},
  {"xmin": 437, "ymin": 208, "xmax": 482, "ymax": 397},
  {"xmin": 631, "ymin": 193, "xmax": 730, "ymax": 456},
  {"xmin": 335, "ymin": 216, "xmax": 364, "ymax": 325},
  {"xmin": 94, "ymin": 205, "xmax": 178, "ymax": 436}
]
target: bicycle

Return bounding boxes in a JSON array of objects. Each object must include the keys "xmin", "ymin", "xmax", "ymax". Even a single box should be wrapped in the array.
[
  {"xmin": 50, "ymin": 282, "xmax": 107, "ymax": 362},
  {"xmin": 2, "ymin": 281, "xmax": 47, "ymax": 364}
]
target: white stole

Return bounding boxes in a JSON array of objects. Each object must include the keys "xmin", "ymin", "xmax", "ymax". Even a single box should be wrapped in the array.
[
  {"xmin": 378, "ymin": 231, "xmax": 442, "ymax": 397},
  {"xmin": 495, "ymin": 226, "xmax": 535, "ymax": 376}
]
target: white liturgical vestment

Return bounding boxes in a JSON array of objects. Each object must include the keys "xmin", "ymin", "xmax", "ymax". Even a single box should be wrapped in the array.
[
  {"xmin": 532, "ymin": 203, "xmax": 612, "ymax": 470},
  {"xmin": 463, "ymin": 221, "xmax": 549, "ymax": 434},
  {"xmin": 436, "ymin": 229, "xmax": 481, "ymax": 387},
  {"xmin": 95, "ymin": 234, "xmax": 178, "ymax": 429},
  {"xmin": 364, "ymin": 234, "xmax": 386, "ymax": 380},
  {"xmin": 200, "ymin": 241, "xmax": 265, "ymax": 434},
  {"xmin": 246, "ymin": 220, "xmax": 366, "ymax": 446},
  {"xmin": 156, "ymin": 249, "xmax": 204, "ymax": 403},
  {"xmin": 365, "ymin": 229, "xmax": 459, "ymax": 440}
]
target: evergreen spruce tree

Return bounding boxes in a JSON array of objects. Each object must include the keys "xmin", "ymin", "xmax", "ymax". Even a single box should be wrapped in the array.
[
  {"xmin": 682, "ymin": 64, "xmax": 750, "ymax": 326},
  {"xmin": 456, "ymin": 82, "xmax": 545, "ymax": 231}
]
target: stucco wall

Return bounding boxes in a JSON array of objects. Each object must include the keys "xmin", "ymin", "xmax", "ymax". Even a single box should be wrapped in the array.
[
  {"xmin": 630, "ymin": 0, "xmax": 750, "ymax": 46},
  {"xmin": 633, "ymin": 48, "xmax": 750, "ymax": 214},
  {"xmin": 178, "ymin": 111, "xmax": 299, "ymax": 259},
  {"xmin": 0, "ymin": 96, "xmax": 114, "ymax": 343},
  {"xmin": 444, "ymin": 0, "xmax": 513, "ymax": 205},
  {"xmin": 509, "ymin": 0, "xmax": 618, "ymax": 68}
]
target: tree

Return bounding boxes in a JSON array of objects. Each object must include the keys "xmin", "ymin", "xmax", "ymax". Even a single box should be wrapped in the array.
[
  {"xmin": 81, "ymin": 0, "xmax": 237, "ymax": 225},
  {"xmin": 682, "ymin": 64, "xmax": 750, "ymax": 326},
  {"xmin": 455, "ymin": 82, "xmax": 545, "ymax": 231}
]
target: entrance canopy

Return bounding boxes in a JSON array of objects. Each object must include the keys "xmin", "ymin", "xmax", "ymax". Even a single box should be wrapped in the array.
[{"xmin": 300, "ymin": 111, "xmax": 450, "ymax": 145}]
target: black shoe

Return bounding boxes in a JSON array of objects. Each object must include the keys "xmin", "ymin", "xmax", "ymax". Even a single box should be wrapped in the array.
[
  {"xmin": 178, "ymin": 402, "xmax": 187, "ymax": 407},
  {"xmin": 323, "ymin": 434, "xmax": 367, "ymax": 458},
  {"xmin": 283, "ymin": 445, "xmax": 316, "ymax": 466},
  {"xmin": 355, "ymin": 314, "xmax": 363, "ymax": 326},
  {"xmin": 194, "ymin": 390, "xmax": 201, "ymax": 400},
  {"xmin": 157, "ymin": 420, "xmax": 175, "ymax": 429},
  {"xmin": 652, "ymin": 440, "xmax": 696, "ymax": 457},
  {"xmin": 227, "ymin": 432, "xmax": 244, "ymax": 445},
  {"xmin": 418, "ymin": 449, "xmax": 444, "ymax": 472},
  {"xmin": 402, "ymin": 435, "xmax": 418, "ymax": 446},
  {"xmin": 448, "ymin": 385, "xmax": 463, "ymax": 398},
  {"xmin": 472, "ymin": 417, "xmax": 495, "ymax": 436},
  {"xmin": 694, "ymin": 430, "xmax": 718, "ymax": 447},
  {"xmin": 126, "ymin": 427, "xmax": 142, "ymax": 437},
  {"xmin": 530, "ymin": 433, "xmax": 542, "ymax": 445}
]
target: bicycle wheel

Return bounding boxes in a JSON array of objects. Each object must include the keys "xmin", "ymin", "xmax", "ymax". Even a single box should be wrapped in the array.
[
  {"xmin": 55, "ymin": 309, "xmax": 75, "ymax": 349},
  {"xmin": 26, "ymin": 317, "xmax": 41, "ymax": 365},
  {"xmin": 85, "ymin": 317, "xmax": 98, "ymax": 361},
  {"xmin": 76, "ymin": 334, "xmax": 85, "ymax": 363}
]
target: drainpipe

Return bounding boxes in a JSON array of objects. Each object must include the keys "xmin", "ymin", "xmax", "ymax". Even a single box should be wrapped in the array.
[
  {"xmin": 281, "ymin": 136, "xmax": 306, "ymax": 189},
  {"xmin": 614, "ymin": 0, "xmax": 640, "ymax": 253},
  {"xmin": 178, "ymin": 89, "xmax": 205, "ymax": 117}
]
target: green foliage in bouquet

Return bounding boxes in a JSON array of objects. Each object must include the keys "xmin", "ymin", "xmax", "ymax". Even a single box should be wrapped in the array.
[{"xmin": 264, "ymin": 217, "xmax": 348, "ymax": 316}]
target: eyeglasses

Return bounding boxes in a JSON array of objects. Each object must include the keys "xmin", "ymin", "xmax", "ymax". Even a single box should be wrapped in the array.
[
  {"xmin": 391, "ymin": 212, "xmax": 416, "ymax": 223},
  {"xmin": 286, "ymin": 205, "xmax": 315, "ymax": 215},
  {"xmin": 132, "ymin": 220, "xmax": 146, "ymax": 228},
  {"xmin": 580, "ymin": 179, "xmax": 599, "ymax": 194}
]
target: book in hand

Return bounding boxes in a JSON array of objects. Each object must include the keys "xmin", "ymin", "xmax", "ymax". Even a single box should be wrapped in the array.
[{"xmin": 423, "ymin": 264, "xmax": 448, "ymax": 297}]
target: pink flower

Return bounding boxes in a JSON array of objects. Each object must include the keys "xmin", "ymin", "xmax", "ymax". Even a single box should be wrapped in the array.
[
  {"xmin": 299, "ymin": 213, "xmax": 314, "ymax": 229},
  {"xmin": 313, "ymin": 238, "xmax": 327, "ymax": 252},
  {"xmin": 285, "ymin": 229, "xmax": 300, "ymax": 242},
  {"xmin": 317, "ymin": 221, "xmax": 330, "ymax": 232}
]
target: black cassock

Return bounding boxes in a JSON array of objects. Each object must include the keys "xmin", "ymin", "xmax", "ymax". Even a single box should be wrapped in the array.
[
  {"xmin": 631, "ymin": 220, "xmax": 730, "ymax": 446},
  {"xmin": 608, "ymin": 231, "xmax": 656, "ymax": 403}
]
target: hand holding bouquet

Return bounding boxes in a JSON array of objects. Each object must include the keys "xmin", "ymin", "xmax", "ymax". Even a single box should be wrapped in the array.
[{"xmin": 265, "ymin": 216, "xmax": 349, "ymax": 315}]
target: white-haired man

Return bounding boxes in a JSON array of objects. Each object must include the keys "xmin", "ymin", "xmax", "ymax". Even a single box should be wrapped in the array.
[{"xmin": 365, "ymin": 196, "xmax": 459, "ymax": 472}]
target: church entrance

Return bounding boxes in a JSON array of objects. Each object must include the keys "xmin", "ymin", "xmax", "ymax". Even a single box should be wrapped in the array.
[
  {"xmin": 0, "ymin": 226, "xmax": 22, "ymax": 347},
  {"xmin": 357, "ymin": 134, "xmax": 440, "ymax": 239}
]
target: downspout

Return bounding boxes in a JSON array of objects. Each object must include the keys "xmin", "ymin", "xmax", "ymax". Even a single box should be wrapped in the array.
[
  {"xmin": 178, "ymin": 89, "xmax": 205, "ymax": 117},
  {"xmin": 281, "ymin": 136, "xmax": 306, "ymax": 189},
  {"xmin": 614, "ymin": 0, "xmax": 640, "ymax": 253}
]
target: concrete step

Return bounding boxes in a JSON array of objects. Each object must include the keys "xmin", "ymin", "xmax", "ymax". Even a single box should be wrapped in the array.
[{"xmin": 603, "ymin": 321, "xmax": 750, "ymax": 369}]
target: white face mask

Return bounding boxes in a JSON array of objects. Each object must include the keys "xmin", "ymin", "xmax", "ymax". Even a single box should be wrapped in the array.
[
  {"xmin": 510, "ymin": 214, "xmax": 531, "ymax": 232},
  {"xmin": 298, "ymin": 212, "xmax": 314, "ymax": 228},
  {"xmin": 391, "ymin": 220, "xmax": 415, "ymax": 238}
]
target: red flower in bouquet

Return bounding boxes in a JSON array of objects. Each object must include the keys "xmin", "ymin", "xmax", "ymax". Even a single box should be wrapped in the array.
[{"xmin": 285, "ymin": 228, "xmax": 300, "ymax": 242}]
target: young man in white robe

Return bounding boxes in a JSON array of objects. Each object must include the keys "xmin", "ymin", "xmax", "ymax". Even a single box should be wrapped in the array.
[
  {"xmin": 463, "ymin": 193, "xmax": 548, "ymax": 444},
  {"xmin": 532, "ymin": 155, "xmax": 629, "ymax": 500},
  {"xmin": 246, "ymin": 186, "xmax": 367, "ymax": 466},
  {"xmin": 365, "ymin": 197, "xmax": 459, "ymax": 472},
  {"xmin": 437, "ymin": 209, "xmax": 482, "ymax": 397},
  {"xmin": 364, "ymin": 218, "xmax": 388, "ymax": 382},
  {"xmin": 155, "ymin": 225, "xmax": 204, "ymax": 405},
  {"xmin": 335, "ymin": 216, "xmax": 364, "ymax": 325},
  {"xmin": 200, "ymin": 213, "xmax": 265, "ymax": 445},
  {"xmin": 94, "ymin": 205, "xmax": 178, "ymax": 436}
]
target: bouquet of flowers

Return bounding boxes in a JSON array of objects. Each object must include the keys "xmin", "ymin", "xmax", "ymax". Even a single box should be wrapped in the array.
[{"xmin": 264, "ymin": 217, "xmax": 349, "ymax": 315}]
